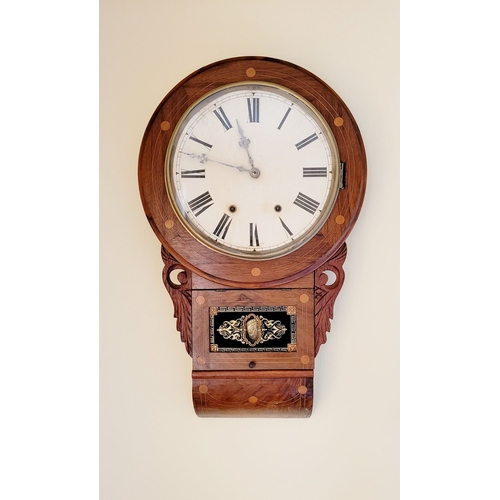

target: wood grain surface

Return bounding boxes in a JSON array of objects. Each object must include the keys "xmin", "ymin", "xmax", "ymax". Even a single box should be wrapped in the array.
[{"xmin": 192, "ymin": 370, "xmax": 314, "ymax": 417}]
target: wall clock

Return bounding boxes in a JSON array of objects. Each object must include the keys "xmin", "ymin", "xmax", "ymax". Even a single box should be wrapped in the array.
[{"xmin": 138, "ymin": 56, "xmax": 366, "ymax": 417}]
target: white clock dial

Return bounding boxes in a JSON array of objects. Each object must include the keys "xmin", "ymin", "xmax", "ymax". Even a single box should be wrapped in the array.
[{"xmin": 165, "ymin": 83, "xmax": 341, "ymax": 260}]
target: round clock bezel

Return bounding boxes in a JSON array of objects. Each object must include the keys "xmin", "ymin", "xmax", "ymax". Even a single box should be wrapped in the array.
[
  {"xmin": 139, "ymin": 56, "xmax": 366, "ymax": 288},
  {"xmin": 164, "ymin": 81, "xmax": 342, "ymax": 261}
]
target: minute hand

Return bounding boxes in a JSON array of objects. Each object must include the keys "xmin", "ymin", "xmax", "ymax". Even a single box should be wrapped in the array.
[
  {"xmin": 182, "ymin": 152, "xmax": 252, "ymax": 173},
  {"xmin": 236, "ymin": 120, "xmax": 254, "ymax": 167}
]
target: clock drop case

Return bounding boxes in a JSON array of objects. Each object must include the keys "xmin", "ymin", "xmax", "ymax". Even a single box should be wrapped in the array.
[{"xmin": 139, "ymin": 56, "xmax": 366, "ymax": 417}]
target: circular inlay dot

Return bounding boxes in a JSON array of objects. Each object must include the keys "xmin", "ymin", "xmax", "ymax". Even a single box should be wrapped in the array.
[
  {"xmin": 160, "ymin": 121, "xmax": 171, "ymax": 130},
  {"xmin": 199, "ymin": 385, "xmax": 208, "ymax": 394},
  {"xmin": 301, "ymin": 355, "xmax": 310, "ymax": 365},
  {"xmin": 197, "ymin": 356, "xmax": 206, "ymax": 365},
  {"xmin": 248, "ymin": 396, "xmax": 258, "ymax": 404},
  {"xmin": 165, "ymin": 219, "xmax": 174, "ymax": 229},
  {"xmin": 334, "ymin": 117, "xmax": 344, "ymax": 127},
  {"xmin": 299, "ymin": 294, "xmax": 309, "ymax": 303},
  {"xmin": 298, "ymin": 385, "xmax": 308, "ymax": 395},
  {"xmin": 335, "ymin": 215, "xmax": 345, "ymax": 225},
  {"xmin": 246, "ymin": 68, "xmax": 256, "ymax": 77},
  {"xmin": 196, "ymin": 296, "xmax": 205, "ymax": 305},
  {"xmin": 251, "ymin": 268, "xmax": 261, "ymax": 277}
]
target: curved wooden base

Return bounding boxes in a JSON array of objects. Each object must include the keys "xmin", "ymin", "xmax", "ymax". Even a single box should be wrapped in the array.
[{"xmin": 192, "ymin": 370, "xmax": 313, "ymax": 418}]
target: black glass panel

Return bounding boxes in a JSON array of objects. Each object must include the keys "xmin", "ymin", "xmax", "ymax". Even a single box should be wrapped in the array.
[{"xmin": 209, "ymin": 306, "xmax": 297, "ymax": 352}]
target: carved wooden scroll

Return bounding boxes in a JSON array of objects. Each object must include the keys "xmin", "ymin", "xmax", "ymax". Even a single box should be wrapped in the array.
[
  {"xmin": 314, "ymin": 243, "xmax": 347, "ymax": 355},
  {"xmin": 161, "ymin": 247, "xmax": 193, "ymax": 356}
]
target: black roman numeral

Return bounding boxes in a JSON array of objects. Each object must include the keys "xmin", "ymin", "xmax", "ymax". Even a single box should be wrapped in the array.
[
  {"xmin": 277, "ymin": 107, "xmax": 291, "ymax": 130},
  {"xmin": 295, "ymin": 133, "xmax": 319, "ymax": 150},
  {"xmin": 293, "ymin": 192, "xmax": 320, "ymax": 214},
  {"xmin": 188, "ymin": 191, "xmax": 214, "ymax": 217},
  {"xmin": 249, "ymin": 223, "xmax": 259, "ymax": 247},
  {"xmin": 279, "ymin": 217, "xmax": 293, "ymax": 237},
  {"xmin": 247, "ymin": 97, "xmax": 259, "ymax": 122},
  {"xmin": 213, "ymin": 107, "xmax": 232, "ymax": 131},
  {"xmin": 181, "ymin": 169, "xmax": 205, "ymax": 178},
  {"xmin": 189, "ymin": 135, "xmax": 213, "ymax": 150},
  {"xmin": 303, "ymin": 166, "xmax": 327, "ymax": 177},
  {"xmin": 213, "ymin": 214, "xmax": 232, "ymax": 239}
]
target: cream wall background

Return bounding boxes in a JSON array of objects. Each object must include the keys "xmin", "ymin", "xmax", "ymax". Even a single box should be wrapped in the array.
[{"xmin": 100, "ymin": 1, "xmax": 399, "ymax": 499}]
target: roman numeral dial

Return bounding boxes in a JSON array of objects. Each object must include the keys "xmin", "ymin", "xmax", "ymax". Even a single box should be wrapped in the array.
[
  {"xmin": 169, "ymin": 83, "xmax": 341, "ymax": 259},
  {"xmin": 303, "ymin": 167, "xmax": 327, "ymax": 177},
  {"xmin": 188, "ymin": 191, "xmax": 214, "ymax": 217},
  {"xmin": 277, "ymin": 107, "xmax": 291, "ymax": 130},
  {"xmin": 247, "ymin": 98, "xmax": 259, "ymax": 123},
  {"xmin": 249, "ymin": 223, "xmax": 260, "ymax": 247},
  {"xmin": 279, "ymin": 217, "xmax": 293, "ymax": 237},
  {"xmin": 295, "ymin": 133, "xmax": 319, "ymax": 150},
  {"xmin": 213, "ymin": 106, "xmax": 232, "ymax": 131},
  {"xmin": 189, "ymin": 135, "xmax": 212, "ymax": 150},
  {"xmin": 214, "ymin": 214, "xmax": 232, "ymax": 239},
  {"xmin": 293, "ymin": 192, "xmax": 320, "ymax": 214},
  {"xmin": 181, "ymin": 169, "xmax": 205, "ymax": 178}
]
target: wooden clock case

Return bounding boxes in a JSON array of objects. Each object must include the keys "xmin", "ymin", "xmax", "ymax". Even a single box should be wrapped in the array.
[{"xmin": 138, "ymin": 56, "xmax": 366, "ymax": 417}]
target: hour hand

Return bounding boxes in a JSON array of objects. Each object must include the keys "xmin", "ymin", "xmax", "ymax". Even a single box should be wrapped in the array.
[
  {"xmin": 236, "ymin": 120, "xmax": 253, "ymax": 156},
  {"xmin": 235, "ymin": 120, "xmax": 260, "ymax": 178},
  {"xmin": 236, "ymin": 120, "xmax": 251, "ymax": 151}
]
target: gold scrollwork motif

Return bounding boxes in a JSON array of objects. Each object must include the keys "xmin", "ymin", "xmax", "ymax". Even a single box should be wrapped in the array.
[{"xmin": 217, "ymin": 313, "xmax": 288, "ymax": 347}]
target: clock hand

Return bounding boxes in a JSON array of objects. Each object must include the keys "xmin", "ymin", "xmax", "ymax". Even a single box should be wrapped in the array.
[
  {"xmin": 182, "ymin": 152, "xmax": 253, "ymax": 173},
  {"xmin": 236, "ymin": 120, "xmax": 260, "ymax": 178},
  {"xmin": 236, "ymin": 120, "xmax": 252, "ymax": 164}
]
